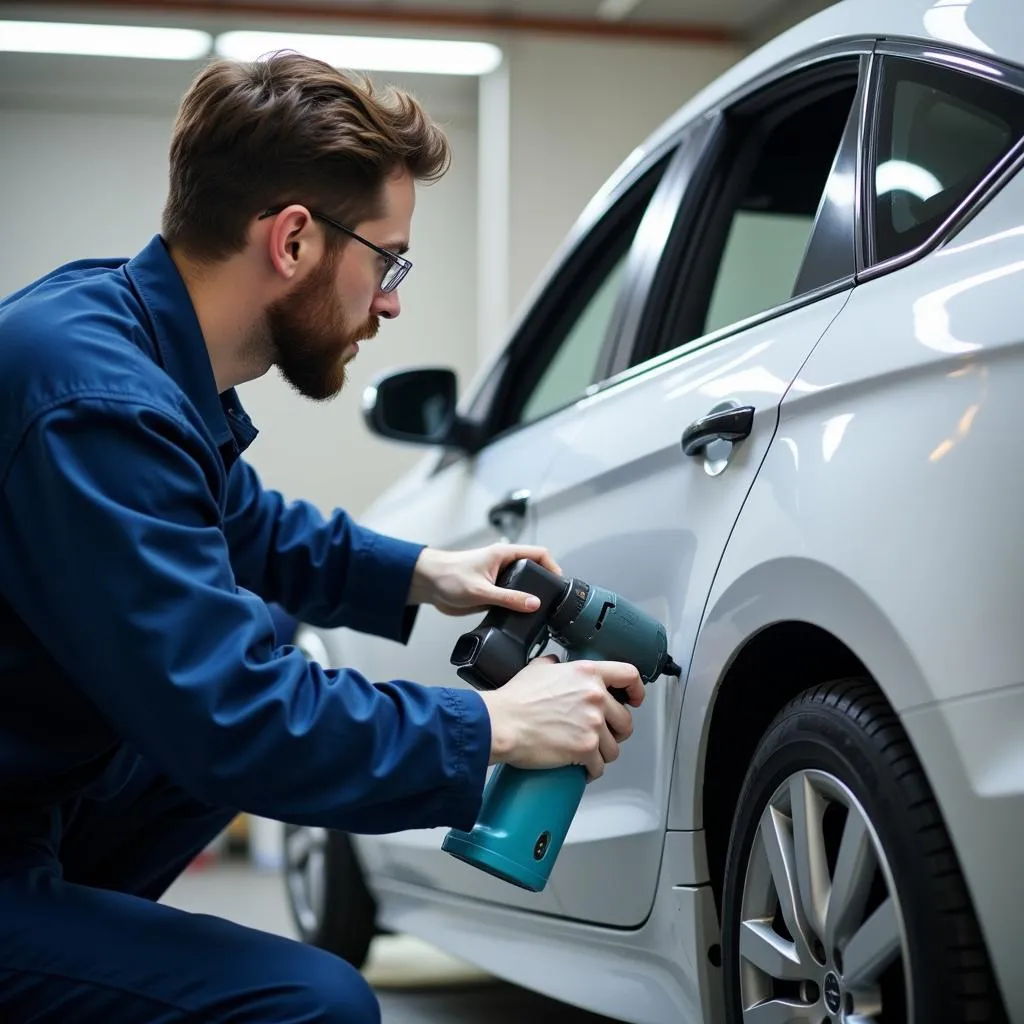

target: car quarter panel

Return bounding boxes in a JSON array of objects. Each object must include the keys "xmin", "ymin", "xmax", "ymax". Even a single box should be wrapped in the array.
[{"xmin": 669, "ymin": 160, "xmax": 1024, "ymax": 1009}]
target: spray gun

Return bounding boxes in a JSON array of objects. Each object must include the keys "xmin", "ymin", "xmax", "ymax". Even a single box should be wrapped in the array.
[{"xmin": 441, "ymin": 558, "xmax": 681, "ymax": 892}]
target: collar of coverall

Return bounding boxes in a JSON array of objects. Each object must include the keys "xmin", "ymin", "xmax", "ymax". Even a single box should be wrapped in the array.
[{"xmin": 124, "ymin": 235, "xmax": 259, "ymax": 461}]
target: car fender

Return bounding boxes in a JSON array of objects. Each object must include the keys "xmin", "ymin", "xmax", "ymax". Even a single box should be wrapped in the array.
[{"xmin": 666, "ymin": 555, "xmax": 931, "ymax": 831}]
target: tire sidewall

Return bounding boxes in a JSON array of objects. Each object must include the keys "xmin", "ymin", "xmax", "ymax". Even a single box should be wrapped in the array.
[{"xmin": 284, "ymin": 827, "xmax": 377, "ymax": 969}]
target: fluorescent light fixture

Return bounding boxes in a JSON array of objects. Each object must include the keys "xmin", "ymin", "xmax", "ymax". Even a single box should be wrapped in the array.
[
  {"xmin": 0, "ymin": 20, "xmax": 212, "ymax": 60},
  {"xmin": 596, "ymin": 0, "xmax": 643, "ymax": 21},
  {"xmin": 215, "ymin": 31, "xmax": 503, "ymax": 76}
]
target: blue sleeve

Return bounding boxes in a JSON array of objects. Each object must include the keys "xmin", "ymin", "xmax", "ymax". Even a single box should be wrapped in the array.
[
  {"xmin": 0, "ymin": 396, "xmax": 490, "ymax": 833},
  {"xmin": 223, "ymin": 458, "xmax": 422, "ymax": 636}
]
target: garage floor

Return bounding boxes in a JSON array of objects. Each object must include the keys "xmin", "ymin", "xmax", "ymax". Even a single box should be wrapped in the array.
[{"xmin": 162, "ymin": 861, "xmax": 622, "ymax": 1023}]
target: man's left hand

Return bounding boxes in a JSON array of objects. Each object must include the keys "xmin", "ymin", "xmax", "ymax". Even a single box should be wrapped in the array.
[{"xmin": 408, "ymin": 544, "xmax": 564, "ymax": 616}]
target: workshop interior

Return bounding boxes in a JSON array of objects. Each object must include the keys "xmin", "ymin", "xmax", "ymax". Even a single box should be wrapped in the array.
[{"xmin": 3, "ymin": 0, "xmax": 1024, "ymax": 1021}]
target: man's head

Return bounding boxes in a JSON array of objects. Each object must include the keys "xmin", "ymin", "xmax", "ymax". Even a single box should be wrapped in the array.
[{"xmin": 161, "ymin": 52, "xmax": 450, "ymax": 399}]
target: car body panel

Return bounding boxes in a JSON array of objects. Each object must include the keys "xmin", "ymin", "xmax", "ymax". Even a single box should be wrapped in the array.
[
  {"xmin": 371, "ymin": 838, "xmax": 725, "ymax": 1024},
  {"xmin": 902, "ymin": 685, "xmax": 1024, "ymax": 1022}
]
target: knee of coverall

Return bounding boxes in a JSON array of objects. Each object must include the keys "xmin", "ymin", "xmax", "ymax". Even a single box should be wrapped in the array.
[{"xmin": 295, "ymin": 945, "xmax": 381, "ymax": 1024}]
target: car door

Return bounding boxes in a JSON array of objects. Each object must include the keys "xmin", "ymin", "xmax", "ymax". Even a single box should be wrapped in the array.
[
  {"xmin": 345, "ymin": 139, "xmax": 683, "ymax": 911},
  {"xmin": 530, "ymin": 50, "xmax": 872, "ymax": 927}
]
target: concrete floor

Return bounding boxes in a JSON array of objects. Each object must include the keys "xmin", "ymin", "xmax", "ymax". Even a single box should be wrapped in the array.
[{"xmin": 161, "ymin": 860, "xmax": 623, "ymax": 1023}]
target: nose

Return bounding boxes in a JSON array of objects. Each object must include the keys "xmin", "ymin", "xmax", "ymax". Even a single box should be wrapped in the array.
[{"xmin": 372, "ymin": 288, "xmax": 401, "ymax": 320}]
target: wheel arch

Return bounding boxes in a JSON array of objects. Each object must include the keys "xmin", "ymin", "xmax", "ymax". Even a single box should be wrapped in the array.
[{"xmin": 667, "ymin": 557, "xmax": 934, "ymax": 910}]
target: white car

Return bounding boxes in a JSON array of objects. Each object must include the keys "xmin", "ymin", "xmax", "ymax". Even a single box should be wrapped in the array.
[{"xmin": 283, "ymin": 1, "xmax": 1024, "ymax": 1021}]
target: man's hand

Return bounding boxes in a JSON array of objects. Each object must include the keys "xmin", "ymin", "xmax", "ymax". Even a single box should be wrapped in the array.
[
  {"xmin": 478, "ymin": 655, "xmax": 645, "ymax": 781},
  {"xmin": 407, "ymin": 543, "xmax": 563, "ymax": 616}
]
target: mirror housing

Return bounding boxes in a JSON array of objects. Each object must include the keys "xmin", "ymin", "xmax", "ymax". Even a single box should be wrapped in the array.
[{"xmin": 362, "ymin": 367, "xmax": 481, "ymax": 452}]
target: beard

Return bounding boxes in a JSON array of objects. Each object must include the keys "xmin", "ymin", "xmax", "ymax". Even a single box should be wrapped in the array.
[{"xmin": 264, "ymin": 251, "xmax": 379, "ymax": 401}]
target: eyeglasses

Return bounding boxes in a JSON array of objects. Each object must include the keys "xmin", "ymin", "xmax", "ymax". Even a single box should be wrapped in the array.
[{"xmin": 258, "ymin": 205, "xmax": 412, "ymax": 293}]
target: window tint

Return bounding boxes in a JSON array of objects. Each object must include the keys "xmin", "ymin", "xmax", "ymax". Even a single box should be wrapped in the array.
[
  {"xmin": 492, "ymin": 156, "xmax": 670, "ymax": 434},
  {"xmin": 517, "ymin": 254, "xmax": 628, "ymax": 424},
  {"xmin": 872, "ymin": 58, "xmax": 1024, "ymax": 264},
  {"xmin": 636, "ymin": 75, "xmax": 859, "ymax": 369},
  {"xmin": 704, "ymin": 212, "xmax": 825, "ymax": 335},
  {"xmin": 699, "ymin": 83, "xmax": 857, "ymax": 338}
]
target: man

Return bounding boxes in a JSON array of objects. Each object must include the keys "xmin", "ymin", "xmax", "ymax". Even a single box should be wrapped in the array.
[{"xmin": 0, "ymin": 51, "xmax": 644, "ymax": 1022}]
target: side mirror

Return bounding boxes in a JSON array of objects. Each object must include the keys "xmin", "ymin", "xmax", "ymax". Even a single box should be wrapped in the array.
[{"xmin": 362, "ymin": 367, "xmax": 480, "ymax": 452}]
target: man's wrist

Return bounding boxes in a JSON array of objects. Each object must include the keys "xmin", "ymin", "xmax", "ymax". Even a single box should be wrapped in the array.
[
  {"xmin": 407, "ymin": 546, "xmax": 435, "ymax": 606},
  {"xmin": 477, "ymin": 691, "xmax": 516, "ymax": 764}
]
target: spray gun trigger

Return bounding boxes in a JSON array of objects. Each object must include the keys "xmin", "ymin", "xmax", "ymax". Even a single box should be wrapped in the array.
[{"xmin": 528, "ymin": 628, "xmax": 551, "ymax": 661}]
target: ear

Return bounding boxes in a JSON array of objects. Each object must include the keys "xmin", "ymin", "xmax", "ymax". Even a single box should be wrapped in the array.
[{"xmin": 261, "ymin": 205, "xmax": 321, "ymax": 281}]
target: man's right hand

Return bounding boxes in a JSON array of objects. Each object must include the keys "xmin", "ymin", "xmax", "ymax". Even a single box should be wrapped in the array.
[{"xmin": 477, "ymin": 655, "xmax": 645, "ymax": 781}]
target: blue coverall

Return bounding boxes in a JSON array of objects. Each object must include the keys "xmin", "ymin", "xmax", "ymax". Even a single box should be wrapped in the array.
[{"xmin": 0, "ymin": 235, "xmax": 492, "ymax": 1021}]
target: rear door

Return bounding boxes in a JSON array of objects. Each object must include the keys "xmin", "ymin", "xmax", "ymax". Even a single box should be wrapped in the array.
[{"xmin": 531, "ymin": 50, "xmax": 872, "ymax": 927}]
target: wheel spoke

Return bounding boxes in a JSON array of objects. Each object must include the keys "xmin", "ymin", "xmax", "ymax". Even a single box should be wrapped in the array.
[
  {"xmin": 848, "ymin": 984, "xmax": 883, "ymax": 1018},
  {"xmin": 759, "ymin": 805, "xmax": 812, "ymax": 957},
  {"xmin": 825, "ymin": 808, "xmax": 875, "ymax": 950},
  {"xmin": 789, "ymin": 774, "xmax": 829, "ymax": 944},
  {"xmin": 843, "ymin": 896, "xmax": 901, "ymax": 987},
  {"xmin": 286, "ymin": 827, "xmax": 325, "ymax": 868},
  {"xmin": 740, "ymin": 919, "xmax": 805, "ymax": 980},
  {"xmin": 744, "ymin": 998, "xmax": 821, "ymax": 1023},
  {"xmin": 307, "ymin": 848, "xmax": 326, "ymax": 918},
  {"xmin": 286, "ymin": 828, "xmax": 312, "ymax": 866}
]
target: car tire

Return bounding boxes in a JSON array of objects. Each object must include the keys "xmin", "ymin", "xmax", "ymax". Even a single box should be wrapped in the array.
[
  {"xmin": 720, "ymin": 678, "xmax": 1006, "ymax": 1023},
  {"xmin": 282, "ymin": 825, "xmax": 378, "ymax": 969}
]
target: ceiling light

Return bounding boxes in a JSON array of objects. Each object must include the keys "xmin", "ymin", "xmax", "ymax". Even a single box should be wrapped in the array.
[
  {"xmin": 596, "ymin": 0, "xmax": 643, "ymax": 20},
  {"xmin": 215, "ymin": 31, "xmax": 503, "ymax": 76},
  {"xmin": 0, "ymin": 20, "xmax": 212, "ymax": 60}
]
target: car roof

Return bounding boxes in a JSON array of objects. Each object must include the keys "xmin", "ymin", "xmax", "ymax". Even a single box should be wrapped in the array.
[{"xmin": 635, "ymin": 0, "xmax": 1024, "ymax": 161}]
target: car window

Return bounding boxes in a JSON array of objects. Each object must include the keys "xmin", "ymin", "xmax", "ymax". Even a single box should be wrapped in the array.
[
  {"xmin": 700, "ymin": 82, "xmax": 858, "ymax": 338},
  {"xmin": 517, "ymin": 254, "xmax": 628, "ymax": 424},
  {"xmin": 871, "ymin": 57, "xmax": 1024, "ymax": 265},
  {"xmin": 484, "ymin": 155, "xmax": 671, "ymax": 436},
  {"xmin": 633, "ymin": 67, "xmax": 860, "ymax": 368}
]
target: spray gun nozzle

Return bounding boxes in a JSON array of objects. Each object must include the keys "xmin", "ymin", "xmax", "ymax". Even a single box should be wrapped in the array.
[{"xmin": 662, "ymin": 655, "xmax": 682, "ymax": 677}]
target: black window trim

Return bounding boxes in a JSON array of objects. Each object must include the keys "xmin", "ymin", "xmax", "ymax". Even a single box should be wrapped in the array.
[
  {"xmin": 857, "ymin": 38, "xmax": 1024, "ymax": 284},
  {"xmin": 599, "ymin": 110, "xmax": 723, "ymax": 381}
]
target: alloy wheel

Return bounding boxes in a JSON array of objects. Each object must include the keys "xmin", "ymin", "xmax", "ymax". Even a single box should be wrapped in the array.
[
  {"xmin": 737, "ymin": 769, "xmax": 911, "ymax": 1023},
  {"xmin": 283, "ymin": 825, "xmax": 328, "ymax": 938}
]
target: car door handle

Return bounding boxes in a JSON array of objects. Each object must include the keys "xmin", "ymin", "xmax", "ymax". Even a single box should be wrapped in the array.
[
  {"xmin": 681, "ymin": 405, "xmax": 755, "ymax": 456},
  {"xmin": 487, "ymin": 489, "xmax": 530, "ymax": 530}
]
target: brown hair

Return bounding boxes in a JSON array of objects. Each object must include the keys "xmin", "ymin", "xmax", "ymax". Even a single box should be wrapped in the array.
[{"xmin": 161, "ymin": 51, "xmax": 451, "ymax": 261}]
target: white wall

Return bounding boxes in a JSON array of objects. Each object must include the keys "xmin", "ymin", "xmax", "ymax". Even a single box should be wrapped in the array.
[
  {"xmin": 0, "ymin": 23, "xmax": 742, "ymax": 517},
  {"xmin": 0, "ymin": 52, "xmax": 479, "ymax": 517}
]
